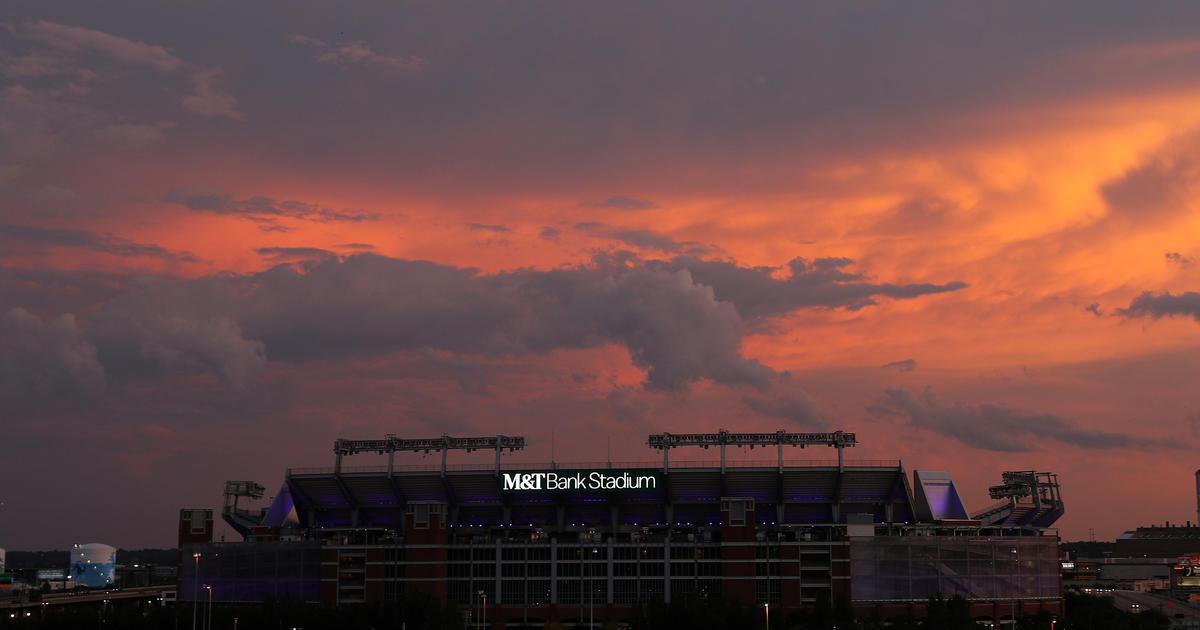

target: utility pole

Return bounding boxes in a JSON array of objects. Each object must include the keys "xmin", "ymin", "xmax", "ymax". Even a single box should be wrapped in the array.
[{"xmin": 190, "ymin": 554, "xmax": 200, "ymax": 630}]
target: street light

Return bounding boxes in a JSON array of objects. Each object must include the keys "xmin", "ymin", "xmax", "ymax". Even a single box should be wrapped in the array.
[
  {"xmin": 478, "ymin": 590, "xmax": 486, "ymax": 630},
  {"xmin": 764, "ymin": 602, "xmax": 769, "ymax": 630},
  {"xmin": 191, "ymin": 554, "xmax": 201, "ymax": 630},
  {"xmin": 203, "ymin": 585, "xmax": 212, "ymax": 630}
]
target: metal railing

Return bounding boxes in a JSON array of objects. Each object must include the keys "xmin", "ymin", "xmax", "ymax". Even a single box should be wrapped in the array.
[{"xmin": 287, "ymin": 459, "xmax": 901, "ymax": 476}]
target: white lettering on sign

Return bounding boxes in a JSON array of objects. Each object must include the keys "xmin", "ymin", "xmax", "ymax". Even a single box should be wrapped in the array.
[{"xmin": 502, "ymin": 471, "xmax": 657, "ymax": 492}]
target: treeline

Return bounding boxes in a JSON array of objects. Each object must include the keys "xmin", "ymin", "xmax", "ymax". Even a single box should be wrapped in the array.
[{"xmin": 4, "ymin": 549, "xmax": 178, "ymax": 569}]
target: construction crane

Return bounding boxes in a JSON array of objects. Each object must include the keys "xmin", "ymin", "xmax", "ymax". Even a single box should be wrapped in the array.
[{"xmin": 647, "ymin": 429, "xmax": 857, "ymax": 472}]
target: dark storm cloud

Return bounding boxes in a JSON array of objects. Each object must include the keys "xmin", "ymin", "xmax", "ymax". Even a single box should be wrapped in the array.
[
  {"xmin": 649, "ymin": 256, "xmax": 966, "ymax": 321},
  {"xmin": 0, "ymin": 267, "xmax": 129, "ymax": 316},
  {"xmin": 163, "ymin": 190, "xmax": 378, "ymax": 223},
  {"xmin": 255, "ymin": 246, "xmax": 336, "ymax": 261},
  {"xmin": 0, "ymin": 222, "xmax": 197, "ymax": 262},
  {"xmin": 10, "ymin": 253, "xmax": 964, "ymax": 394},
  {"xmin": 1118, "ymin": 290, "xmax": 1200, "ymax": 321},
  {"xmin": 881, "ymin": 359, "xmax": 918, "ymax": 372},
  {"xmin": 581, "ymin": 196, "xmax": 658, "ymax": 211},
  {"xmin": 869, "ymin": 386, "xmax": 1177, "ymax": 452}
]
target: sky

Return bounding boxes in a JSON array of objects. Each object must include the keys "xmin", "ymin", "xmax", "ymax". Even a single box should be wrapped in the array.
[{"xmin": 3, "ymin": 1, "xmax": 1200, "ymax": 550}]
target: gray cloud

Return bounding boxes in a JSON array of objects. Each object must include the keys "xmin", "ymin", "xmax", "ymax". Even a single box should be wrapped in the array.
[
  {"xmin": 606, "ymin": 386, "xmax": 649, "ymax": 422},
  {"xmin": 581, "ymin": 196, "xmax": 658, "ymax": 211},
  {"xmin": 741, "ymin": 390, "xmax": 824, "ymax": 428},
  {"xmin": 574, "ymin": 222, "xmax": 717, "ymax": 255},
  {"xmin": 648, "ymin": 256, "xmax": 967, "ymax": 321},
  {"xmin": 1166, "ymin": 252, "xmax": 1195, "ymax": 265},
  {"xmin": 419, "ymin": 347, "xmax": 487, "ymax": 395},
  {"xmin": 0, "ymin": 222, "xmax": 198, "ymax": 262},
  {"xmin": 288, "ymin": 33, "xmax": 426, "ymax": 73},
  {"xmin": 255, "ymin": 247, "xmax": 336, "ymax": 261},
  {"xmin": 27, "ymin": 20, "xmax": 185, "ymax": 72},
  {"xmin": 7, "ymin": 253, "xmax": 963, "ymax": 394},
  {"xmin": 1101, "ymin": 133, "xmax": 1200, "ymax": 222},
  {"xmin": 334, "ymin": 243, "xmax": 376, "ymax": 250},
  {"xmin": 180, "ymin": 68, "xmax": 244, "ymax": 120},
  {"xmin": 539, "ymin": 227, "xmax": 561, "ymax": 241},
  {"xmin": 1, "ymin": 308, "xmax": 105, "ymax": 398},
  {"xmin": 467, "ymin": 222, "xmax": 511, "ymax": 233},
  {"xmin": 163, "ymin": 190, "xmax": 379, "ymax": 224},
  {"xmin": 880, "ymin": 359, "xmax": 917, "ymax": 372},
  {"xmin": 1118, "ymin": 290, "xmax": 1200, "ymax": 321},
  {"xmin": 870, "ymin": 386, "xmax": 1178, "ymax": 452}
]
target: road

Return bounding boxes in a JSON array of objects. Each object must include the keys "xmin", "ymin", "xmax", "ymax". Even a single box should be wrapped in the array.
[{"xmin": 1110, "ymin": 590, "xmax": 1200, "ymax": 629}]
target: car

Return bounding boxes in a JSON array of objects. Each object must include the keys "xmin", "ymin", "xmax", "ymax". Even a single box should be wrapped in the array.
[{"xmin": 1130, "ymin": 603, "xmax": 1140, "ymax": 610}]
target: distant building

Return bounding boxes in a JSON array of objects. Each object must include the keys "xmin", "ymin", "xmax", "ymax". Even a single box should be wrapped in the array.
[{"xmin": 1115, "ymin": 525, "xmax": 1200, "ymax": 558}]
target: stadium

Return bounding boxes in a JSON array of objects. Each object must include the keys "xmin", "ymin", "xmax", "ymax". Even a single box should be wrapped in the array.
[{"xmin": 180, "ymin": 431, "xmax": 1064, "ymax": 627}]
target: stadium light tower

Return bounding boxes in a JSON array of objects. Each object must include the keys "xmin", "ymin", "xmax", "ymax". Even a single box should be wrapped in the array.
[
  {"xmin": 647, "ymin": 429, "xmax": 857, "ymax": 472},
  {"xmin": 333, "ymin": 434, "xmax": 526, "ymax": 475}
]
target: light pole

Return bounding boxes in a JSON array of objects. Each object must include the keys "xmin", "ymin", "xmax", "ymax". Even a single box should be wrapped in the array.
[
  {"xmin": 203, "ymin": 585, "xmax": 212, "ymax": 630},
  {"xmin": 191, "ymin": 554, "xmax": 201, "ymax": 630},
  {"xmin": 1010, "ymin": 548, "xmax": 1017, "ymax": 628},
  {"xmin": 764, "ymin": 602, "xmax": 769, "ymax": 630},
  {"xmin": 590, "ymin": 547, "xmax": 597, "ymax": 630},
  {"xmin": 477, "ymin": 590, "xmax": 486, "ymax": 630}
]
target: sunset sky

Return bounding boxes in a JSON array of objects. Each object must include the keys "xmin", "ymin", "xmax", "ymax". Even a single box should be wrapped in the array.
[{"xmin": 4, "ymin": 2, "xmax": 1200, "ymax": 549}]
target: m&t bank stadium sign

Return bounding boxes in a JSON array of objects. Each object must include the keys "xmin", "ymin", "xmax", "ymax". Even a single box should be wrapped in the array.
[{"xmin": 501, "ymin": 469, "xmax": 660, "ymax": 493}]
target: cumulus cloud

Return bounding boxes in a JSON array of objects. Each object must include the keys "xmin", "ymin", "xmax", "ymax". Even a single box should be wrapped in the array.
[
  {"xmin": 18, "ymin": 20, "xmax": 242, "ymax": 121},
  {"xmin": 1118, "ymin": 290, "xmax": 1200, "ymax": 321},
  {"xmin": 88, "ymin": 285, "xmax": 267, "ymax": 388},
  {"xmin": 180, "ymin": 68, "xmax": 244, "ymax": 121},
  {"xmin": 4, "ymin": 253, "xmax": 964, "ymax": 395},
  {"xmin": 163, "ymin": 190, "xmax": 378, "ymax": 224},
  {"xmin": 288, "ymin": 34, "xmax": 426, "ymax": 74},
  {"xmin": 26, "ymin": 20, "xmax": 185, "ymax": 72},
  {"xmin": 869, "ymin": 386, "xmax": 1177, "ymax": 452},
  {"xmin": 0, "ymin": 222, "xmax": 197, "ymax": 262},
  {"xmin": 0, "ymin": 308, "xmax": 104, "ymax": 398},
  {"xmin": 581, "ymin": 196, "xmax": 658, "ymax": 211}
]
